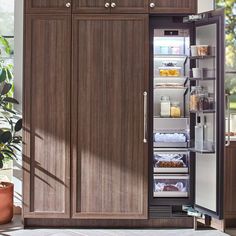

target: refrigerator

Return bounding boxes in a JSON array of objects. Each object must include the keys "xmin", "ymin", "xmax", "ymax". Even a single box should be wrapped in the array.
[{"xmin": 149, "ymin": 9, "xmax": 225, "ymax": 220}]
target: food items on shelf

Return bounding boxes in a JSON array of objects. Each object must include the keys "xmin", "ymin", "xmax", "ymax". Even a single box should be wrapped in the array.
[
  {"xmin": 190, "ymin": 45, "xmax": 209, "ymax": 57},
  {"xmin": 170, "ymin": 102, "xmax": 181, "ymax": 118},
  {"xmin": 197, "ymin": 45, "xmax": 209, "ymax": 56},
  {"xmin": 154, "ymin": 181, "xmax": 186, "ymax": 192},
  {"xmin": 159, "ymin": 68, "xmax": 180, "ymax": 77},
  {"xmin": 154, "ymin": 133, "xmax": 187, "ymax": 143},
  {"xmin": 153, "ymin": 153, "xmax": 186, "ymax": 168},
  {"xmin": 163, "ymin": 185, "xmax": 179, "ymax": 192},
  {"xmin": 160, "ymin": 96, "xmax": 171, "ymax": 117},
  {"xmin": 190, "ymin": 86, "xmax": 213, "ymax": 112},
  {"xmin": 190, "ymin": 86, "xmax": 199, "ymax": 111}
]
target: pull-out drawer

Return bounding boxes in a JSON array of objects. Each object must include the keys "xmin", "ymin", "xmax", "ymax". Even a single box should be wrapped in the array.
[
  {"xmin": 153, "ymin": 175, "xmax": 189, "ymax": 198},
  {"xmin": 153, "ymin": 151, "xmax": 189, "ymax": 173}
]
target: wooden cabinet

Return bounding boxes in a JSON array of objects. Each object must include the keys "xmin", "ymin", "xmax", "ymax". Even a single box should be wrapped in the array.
[
  {"xmin": 71, "ymin": 14, "xmax": 149, "ymax": 219},
  {"xmin": 23, "ymin": 15, "xmax": 71, "ymax": 218},
  {"xmin": 73, "ymin": 0, "xmax": 110, "ymax": 14},
  {"xmin": 149, "ymin": 0, "xmax": 197, "ymax": 14},
  {"xmin": 25, "ymin": 0, "xmax": 72, "ymax": 13},
  {"xmin": 109, "ymin": 0, "xmax": 149, "ymax": 13},
  {"xmin": 225, "ymin": 141, "xmax": 236, "ymax": 219},
  {"xmin": 73, "ymin": 0, "xmax": 149, "ymax": 13}
]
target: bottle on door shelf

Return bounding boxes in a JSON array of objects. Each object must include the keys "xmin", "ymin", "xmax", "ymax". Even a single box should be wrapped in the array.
[
  {"xmin": 160, "ymin": 96, "xmax": 171, "ymax": 117},
  {"xmin": 194, "ymin": 116, "xmax": 208, "ymax": 151},
  {"xmin": 189, "ymin": 86, "xmax": 199, "ymax": 111}
]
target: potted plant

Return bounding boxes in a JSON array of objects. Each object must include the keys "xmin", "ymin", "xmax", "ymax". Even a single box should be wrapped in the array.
[{"xmin": 0, "ymin": 36, "xmax": 22, "ymax": 224}]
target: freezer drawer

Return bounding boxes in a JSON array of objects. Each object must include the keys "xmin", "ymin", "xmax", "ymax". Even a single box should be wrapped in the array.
[
  {"xmin": 153, "ymin": 175, "xmax": 189, "ymax": 198},
  {"xmin": 153, "ymin": 152, "xmax": 189, "ymax": 173}
]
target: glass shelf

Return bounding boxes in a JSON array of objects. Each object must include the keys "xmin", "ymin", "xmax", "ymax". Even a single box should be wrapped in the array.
[
  {"xmin": 190, "ymin": 109, "xmax": 216, "ymax": 114},
  {"xmin": 189, "ymin": 55, "xmax": 215, "ymax": 60},
  {"xmin": 189, "ymin": 148, "xmax": 215, "ymax": 154},
  {"xmin": 189, "ymin": 77, "xmax": 216, "ymax": 81}
]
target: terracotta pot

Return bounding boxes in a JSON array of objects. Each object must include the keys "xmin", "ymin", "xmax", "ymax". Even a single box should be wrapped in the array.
[{"xmin": 0, "ymin": 182, "xmax": 14, "ymax": 224}]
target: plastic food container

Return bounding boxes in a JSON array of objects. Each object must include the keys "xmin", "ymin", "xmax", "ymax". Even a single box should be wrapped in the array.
[
  {"xmin": 159, "ymin": 67, "xmax": 181, "ymax": 77},
  {"xmin": 153, "ymin": 152, "xmax": 188, "ymax": 173},
  {"xmin": 190, "ymin": 45, "xmax": 198, "ymax": 57},
  {"xmin": 153, "ymin": 175, "xmax": 189, "ymax": 197},
  {"xmin": 197, "ymin": 45, "xmax": 209, "ymax": 56},
  {"xmin": 192, "ymin": 68, "xmax": 216, "ymax": 78}
]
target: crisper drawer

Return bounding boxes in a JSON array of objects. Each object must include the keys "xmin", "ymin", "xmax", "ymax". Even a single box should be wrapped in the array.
[
  {"xmin": 153, "ymin": 175, "xmax": 189, "ymax": 198},
  {"xmin": 153, "ymin": 151, "xmax": 189, "ymax": 173}
]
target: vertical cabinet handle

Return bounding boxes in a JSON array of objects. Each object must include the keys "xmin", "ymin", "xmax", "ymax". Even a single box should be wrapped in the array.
[
  {"xmin": 111, "ymin": 2, "xmax": 117, "ymax": 8},
  {"xmin": 65, "ymin": 2, "xmax": 71, "ymax": 8},
  {"xmin": 150, "ymin": 2, "xmax": 156, "ymax": 8},
  {"xmin": 143, "ymin": 92, "xmax": 148, "ymax": 143},
  {"xmin": 226, "ymin": 94, "xmax": 231, "ymax": 147},
  {"xmin": 105, "ymin": 2, "xmax": 110, "ymax": 8}
]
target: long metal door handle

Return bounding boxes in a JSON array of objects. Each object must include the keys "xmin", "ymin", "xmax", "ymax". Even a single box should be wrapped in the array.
[
  {"xmin": 143, "ymin": 91, "xmax": 148, "ymax": 143},
  {"xmin": 226, "ymin": 94, "xmax": 231, "ymax": 147}
]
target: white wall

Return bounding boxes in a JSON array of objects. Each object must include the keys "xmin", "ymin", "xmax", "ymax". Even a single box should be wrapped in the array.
[{"xmin": 198, "ymin": 0, "xmax": 214, "ymax": 13}]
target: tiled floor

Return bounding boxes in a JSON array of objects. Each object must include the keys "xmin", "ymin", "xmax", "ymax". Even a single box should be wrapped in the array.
[{"xmin": 0, "ymin": 216, "xmax": 235, "ymax": 236}]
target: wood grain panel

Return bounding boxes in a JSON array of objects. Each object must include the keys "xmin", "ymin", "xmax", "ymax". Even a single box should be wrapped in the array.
[
  {"xmin": 25, "ymin": 0, "xmax": 72, "ymax": 13},
  {"xmin": 23, "ymin": 15, "xmax": 71, "ymax": 218},
  {"xmin": 71, "ymin": 14, "xmax": 149, "ymax": 219},
  {"xmin": 111, "ymin": 0, "xmax": 149, "ymax": 13},
  {"xmin": 224, "ymin": 141, "xmax": 236, "ymax": 219},
  {"xmin": 24, "ymin": 217, "xmax": 193, "ymax": 228},
  {"xmin": 149, "ymin": 0, "xmax": 197, "ymax": 14},
  {"xmin": 73, "ymin": 0, "xmax": 110, "ymax": 13}
]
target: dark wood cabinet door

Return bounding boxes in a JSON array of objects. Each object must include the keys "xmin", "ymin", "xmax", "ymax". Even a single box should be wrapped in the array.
[
  {"xmin": 110, "ymin": 0, "xmax": 149, "ymax": 13},
  {"xmin": 25, "ymin": 0, "xmax": 72, "ymax": 13},
  {"xmin": 71, "ymin": 14, "xmax": 149, "ymax": 219},
  {"xmin": 23, "ymin": 15, "xmax": 71, "ymax": 218},
  {"xmin": 149, "ymin": 0, "xmax": 197, "ymax": 14},
  {"xmin": 73, "ymin": 0, "xmax": 111, "ymax": 13},
  {"xmin": 225, "ymin": 142, "xmax": 236, "ymax": 219}
]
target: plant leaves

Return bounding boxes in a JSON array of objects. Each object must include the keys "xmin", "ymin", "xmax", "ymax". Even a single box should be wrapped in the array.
[
  {"xmin": 1, "ymin": 83, "xmax": 12, "ymax": 95},
  {"xmin": 15, "ymin": 119, "xmax": 22, "ymax": 132},
  {"xmin": 10, "ymin": 144, "xmax": 21, "ymax": 152},
  {"xmin": 0, "ymin": 36, "xmax": 11, "ymax": 55},
  {"xmin": 0, "ymin": 68, "xmax": 7, "ymax": 83},
  {"xmin": 3, "ymin": 97, "xmax": 19, "ymax": 104},
  {"xmin": 0, "ymin": 159, "xmax": 3, "ymax": 169},
  {"xmin": 6, "ymin": 68, "xmax": 13, "ymax": 80},
  {"xmin": 0, "ymin": 131, "xmax": 12, "ymax": 143},
  {"xmin": 3, "ymin": 106, "xmax": 16, "ymax": 114}
]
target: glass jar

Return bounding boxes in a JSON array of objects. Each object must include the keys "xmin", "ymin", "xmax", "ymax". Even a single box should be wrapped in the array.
[
  {"xmin": 198, "ymin": 92, "xmax": 209, "ymax": 111},
  {"xmin": 190, "ymin": 87, "xmax": 198, "ymax": 111},
  {"xmin": 160, "ymin": 96, "xmax": 171, "ymax": 117},
  {"xmin": 171, "ymin": 102, "xmax": 181, "ymax": 118}
]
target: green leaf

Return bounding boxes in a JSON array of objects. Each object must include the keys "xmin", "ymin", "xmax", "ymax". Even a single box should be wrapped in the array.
[
  {"xmin": 0, "ymin": 36, "xmax": 11, "ymax": 55},
  {"xmin": 1, "ymin": 83, "xmax": 12, "ymax": 95},
  {"xmin": 3, "ymin": 106, "xmax": 16, "ymax": 114},
  {"xmin": 3, "ymin": 97, "xmax": 19, "ymax": 104},
  {"xmin": 15, "ymin": 119, "xmax": 22, "ymax": 132},
  {"xmin": 2, "ymin": 149, "xmax": 16, "ymax": 158},
  {"xmin": 6, "ymin": 68, "xmax": 13, "ymax": 80},
  {"xmin": 0, "ymin": 131, "xmax": 12, "ymax": 143},
  {"xmin": 0, "ymin": 159, "xmax": 3, "ymax": 169},
  {"xmin": 0, "ymin": 68, "xmax": 7, "ymax": 83}
]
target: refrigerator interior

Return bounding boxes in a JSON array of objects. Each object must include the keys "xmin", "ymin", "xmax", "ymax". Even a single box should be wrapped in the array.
[{"xmin": 152, "ymin": 28, "xmax": 191, "ymax": 201}]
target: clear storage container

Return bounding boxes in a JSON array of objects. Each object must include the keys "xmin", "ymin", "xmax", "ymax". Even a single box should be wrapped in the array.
[
  {"xmin": 153, "ymin": 152, "xmax": 189, "ymax": 173},
  {"xmin": 153, "ymin": 175, "xmax": 189, "ymax": 197}
]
